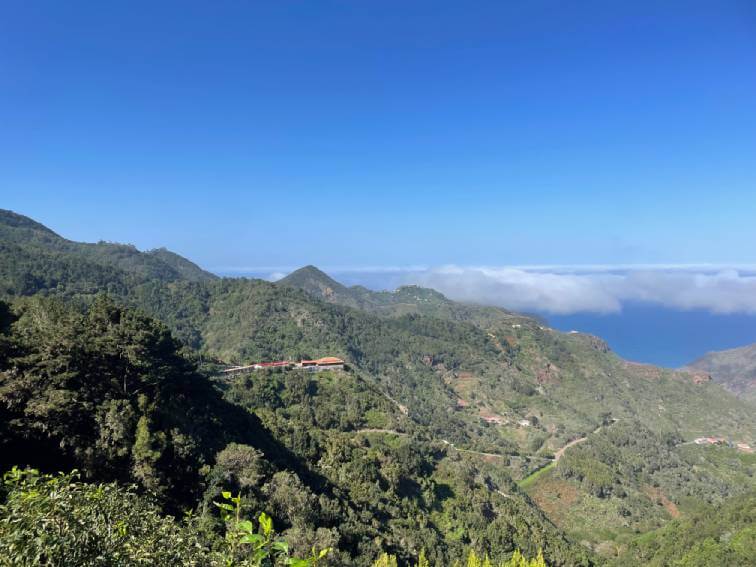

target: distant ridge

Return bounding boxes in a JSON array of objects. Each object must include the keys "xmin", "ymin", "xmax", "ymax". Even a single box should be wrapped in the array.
[
  {"xmin": 276, "ymin": 264, "xmax": 531, "ymax": 326},
  {"xmin": 685, "ymin": 343, "xmax": 756, "ymax": 405},
  {"xmin": 0, "ymin": 208, "xmax": 217, "ymax": 290},
  {"xmin": 3, "ymin": 210, "xmax": 753, "ymax": 446}
]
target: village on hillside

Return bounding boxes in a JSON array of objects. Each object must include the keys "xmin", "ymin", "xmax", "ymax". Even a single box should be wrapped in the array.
[
  {"xmin": 222, "ymin": 356, "xmax": 346, "ymax": 376},
  {"xmin": 693, "ymin": 436, "xmax": 754, "ymax": 453}
]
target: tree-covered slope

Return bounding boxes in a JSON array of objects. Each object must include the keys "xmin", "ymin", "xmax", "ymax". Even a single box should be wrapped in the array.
[
  {"xmin": 130, "ymin": 275, "xmax": 756, "ymax": 457},
  {"xmin": 276, "ymin": 265, "xmax": 365, "ymax": 308},
  {"xmin": 614, "ymin": 491, "xmax": 756, "ymax": 566},
  {"xmin": 0, "ymin": 297, "xmax": 591, "ymax": 565},
  {"xmin": 2, "ymin": 210, "xmax": 755, "ymax": 564},
  {"xmin": 219, "ymin": 366, "xmax": 591, "ymax": 565},
  {"xmin": 1, "ymin": 211, "xmax": 753, "ymax": 456},
  {"xmin": 0, "ymin": 208, "xmax": 216, "ymax": 298},
  {"xmin": 521, "ymin": 420, "xmax": 756, "ymax": 557},
  {"xmin": 0, "ymin": 296, "xmax": 288, "ymax": 511},
  {"xmin": 277, "ymin": 265, "xmax": 530, "ymax": 325}
]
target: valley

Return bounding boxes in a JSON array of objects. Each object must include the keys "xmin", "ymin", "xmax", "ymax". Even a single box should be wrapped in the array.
[{"xmin": 1, "ymin": 209, "xmax": 754, "ymax": 565}]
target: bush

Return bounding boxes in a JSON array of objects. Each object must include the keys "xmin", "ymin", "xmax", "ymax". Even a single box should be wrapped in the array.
[
  {"xmin": 0, "ymin": 468, "xmax": 208, "ymax": 566},
  {"xmin": 0, "ymin": 468, "xmax": 331, "ymax": 567}
]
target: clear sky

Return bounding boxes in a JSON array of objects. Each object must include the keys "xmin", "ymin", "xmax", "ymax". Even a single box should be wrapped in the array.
[{"xmin": 2, "ymin": 1, "xmax": 756, "ymax": 270}]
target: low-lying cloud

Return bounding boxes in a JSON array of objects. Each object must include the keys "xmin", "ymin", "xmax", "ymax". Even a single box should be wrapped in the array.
[{"xmin": 406, "ymin": 266, "xmax": 756, "ymax": 315}]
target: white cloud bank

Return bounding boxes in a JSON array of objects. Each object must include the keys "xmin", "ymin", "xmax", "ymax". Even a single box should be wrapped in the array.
[{"xmin": 406, "ymin": 266, "xmax": 756, "ymax": 315}]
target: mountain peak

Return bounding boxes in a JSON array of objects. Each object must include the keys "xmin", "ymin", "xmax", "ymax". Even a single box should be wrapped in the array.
[
  {"xmin": 276, "ymin": 266, "xmax": 349, "ymax": 301},
  {"xmin": 279, "ymin": 265, "xmax": 344, "ymax": 287},
  {"xmin": 289, "ymin": 265, "xmax": 333, "ymax": 278}
]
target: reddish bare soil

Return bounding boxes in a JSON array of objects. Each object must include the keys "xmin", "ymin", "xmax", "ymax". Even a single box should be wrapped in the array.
[{"xmin": 642, "ymin": 485, "xmax": 680, "ymax": 518}]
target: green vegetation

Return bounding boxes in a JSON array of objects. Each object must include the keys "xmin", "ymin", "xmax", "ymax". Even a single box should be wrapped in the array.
[
  {"xmin": 517, "ymin": 462, "xmax": 555, "ymax": 491},
  {"xmin": 1, "ymin": 209, "xmax": 754, "ymax": 565},
  {"xmin": 372, "ymin": 548, "xmax": 546, "ymax": 567},
  {"xmin": 0, "ymin": 296, "xmax": 589, "ymax": 565},
  {"xmin": 0, "ymin": 467, "xmax": 328, "ymax": 566},
  {"xmin": 521, "ymin": 420, "xmax": 756, "ymax": 557},
  {"xmin": 0, "ymin": 468, "xmax": 208, "ymax": 566},
  {"xmin": 614, "ymin": 491, "xmax": 756, "ymax": 566},
  {"xmin": 0, "ymin": 467, "xmax": 561, "ymax": 566},
  {"xmin": 0, "ymin": 294, "xmax": 278, "ymax": 510}
]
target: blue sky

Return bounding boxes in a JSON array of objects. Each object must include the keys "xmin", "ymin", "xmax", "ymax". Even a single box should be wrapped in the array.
[{"xmin": 2, "ymin": 1, "xmax": 756, "ymax": 270}]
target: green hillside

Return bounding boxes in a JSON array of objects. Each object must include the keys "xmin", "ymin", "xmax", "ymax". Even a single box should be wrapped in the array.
[
  {"xmin": 521, "ymin": 420, "xmax": 756, "ymax": 557},
  {"xmin": 278, "ymin": 265, "xmax": 530, "ymax": 324},
  {"xmin": 0, "ymin": 296, "xmax": 589, "ymax": 565},
  {"xmin": 1, "ymin": 209, "xmax": 754, "ymax": 565},
  {"xmin": 614, "ymin": 491, "xmax": 756, "ymax": 566},
  {"xmin": 0, "ymin": 208, "xmax": 215, "ymax": 298}
]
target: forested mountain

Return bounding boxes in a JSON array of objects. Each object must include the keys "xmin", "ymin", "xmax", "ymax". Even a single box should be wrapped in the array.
[
  {"xmin": 0, "ymin": 208, "xmax": 215, "ymax": 297},
  {"xmin": 1, "ymin": 209, "xmax": 754, "ymax": 565},
  {"xmin": 685, "ymin": 343, "xmax": 756, "ymax": 405},
  {"xmin": 0, "ymin": 296, "xmax": 588, "ymax": 566},
  {"xmin": 278, "ymin": 265, "xmax": 530, "ymax": 325}
]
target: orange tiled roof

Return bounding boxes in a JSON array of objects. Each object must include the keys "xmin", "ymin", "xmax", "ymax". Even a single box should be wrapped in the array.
[{"xmin": 316, "ymin": 357, "xmax": 344, "ymax": 364}]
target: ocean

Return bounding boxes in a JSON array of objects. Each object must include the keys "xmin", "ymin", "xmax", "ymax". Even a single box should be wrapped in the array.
[{"xmin": 544, "ymin": 303, "xmax": 756, "ymax": 368}]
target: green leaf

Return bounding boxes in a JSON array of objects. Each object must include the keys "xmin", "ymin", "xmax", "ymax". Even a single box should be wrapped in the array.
[
  {"xmin": 259, "ymin": 512, "xmax": 273, "ymax": 536},
  {"xmin": 272, "ymin": 540, "xmax": 289, "ymax": 555},
  {"xmin": 239, "ymin": 533, "xmax": 263, "ymax": 545},
  {"xmin": 252, "ymin": 548, "xmax": 270, "ymax": 562},
  {"xmin": 237, "ymin": 520, "xmax": 254, "ymax": 534},
  {"xmin": 221, "ymin": 491, "xmax": 232, "ymax": 499}
]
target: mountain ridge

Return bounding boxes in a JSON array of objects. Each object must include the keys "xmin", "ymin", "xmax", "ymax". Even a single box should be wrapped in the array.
[
  {"xmin": 277, "ymin": 264, "xmax": 532, "ymax": 328},
  {"xmin": 0, "ymin": 208, "xmax": 217, "ymax": 292},
  {"xmin": 684, "ymin": 343, "xmax": 756, "ymax": 405},
  {"xmin": 1, "ymin": 209, "xmax": 754, "ymax": 563},
  {"xmin": 1, "ymin": 210, "xmax": 751, "ymax": 443}
]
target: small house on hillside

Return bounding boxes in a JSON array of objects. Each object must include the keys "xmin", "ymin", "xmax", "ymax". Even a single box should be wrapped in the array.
[{"xmin": 298, "ymin": 357, "xmax": 346, "ymax": 371}]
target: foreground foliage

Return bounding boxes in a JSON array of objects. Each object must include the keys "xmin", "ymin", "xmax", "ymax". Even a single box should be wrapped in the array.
[
  {"xmin": 0, "ymin": 468, "xmax": 328, "ymax": 566},
  {"xmin": 1, "ymin": 468, "xmax": 553, "ymax": 567},
  {"xmin": 0, "ymin": 468, "xmax": 208, "ymax": 566},
  {"xmin": 372, "ymin": 548, "xmax": 546, "ymax": 567}
]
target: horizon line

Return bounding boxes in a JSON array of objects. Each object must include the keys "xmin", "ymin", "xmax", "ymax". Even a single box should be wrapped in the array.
[{"xmin": 211, "ymin": 263, "xmax": 756, "ymax": 275}]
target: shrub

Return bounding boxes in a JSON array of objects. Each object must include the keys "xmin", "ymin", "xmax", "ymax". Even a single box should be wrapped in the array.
[{"xmin": 0, "ymin": 467, "xmax": 208, "ymax": 566}]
